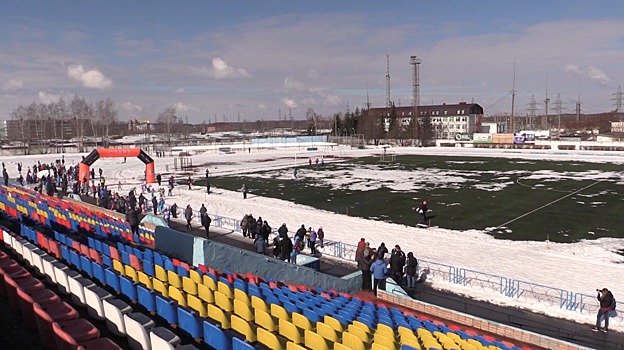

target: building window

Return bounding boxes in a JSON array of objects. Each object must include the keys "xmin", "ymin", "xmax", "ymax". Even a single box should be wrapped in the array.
[
  {"xmin": 444, "ymin": 111, "xmax": 448, "ymax": 115},
  {"xmin": 461, "ymin": 110, "xmax": 465, "ymax": 114}
]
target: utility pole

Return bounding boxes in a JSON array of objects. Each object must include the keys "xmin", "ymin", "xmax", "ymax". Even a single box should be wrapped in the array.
[
  {"xmin": 612, "ymin": 85, "xmax": 623, "ymax": 119},
  {"xmin": 510, "ymin": 59, "xmax": 517, "ymax": 133},
  {"xmin": 554, "ymin": 93, "xmax": 563, "ymax": 135},
  {"xmin": 410, "ymin": 55, "xmax": 422, "ymax": 140},
  {"xmin": 289, "ymin": 109, "xmax": 293, "ymax": 131},
  {"xmin": 237, "ymin": 111, "xmax": 241, "ymax": 123},
  {"xmin": 576, "ymin": 91, "xmax": 582, "ymax": 122},
  {"xmin": 543, "ymin": 76, "xmax": 550, "ymax": 130},
  {"xmin": 527, "ymin": 95, "xmax": 537, "ymax": 130},
  {"xmin": 385, "ymin": 54, "xmax": 391, "ymax": 108},
  {"xmin": 366, "ymin": 82, "xmax": 371, "ymax": 110},
  {"xmin": 278, "ymin": 108, "xmax": 282, "ymax": 122}
]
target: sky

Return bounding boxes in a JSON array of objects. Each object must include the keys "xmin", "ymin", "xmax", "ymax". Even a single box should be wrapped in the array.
[{"xmin": 2, "ymin": 0, "xmax": 624, "ymax": 123}]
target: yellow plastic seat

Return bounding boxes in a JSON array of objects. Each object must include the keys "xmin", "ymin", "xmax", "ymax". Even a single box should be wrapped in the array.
[
  {"xmin": 153, "ymin": 279, "xmax": 169, "ymax": 297},
  {"xmin": 182, "ymin": 276, "xmax": 198, "ymax": 295},
  {"xmin": 342, "ymin": 331, "xmax": 366, "ymax": 350},
  {"xmin": 217, "ymin": 281, "xmax": 233, "ymax": 298},
  {"xmin": 251, "ymin": 295, "xmax": 269, "ymax": 313},
  {"xmin": 198, "ymin": 283, "xmax": 215, "ymax": 303},
  {"xmin": 254, "ymin": 309, "xmax": 278, "ymax": 332},
  {"xmin": 124, "ymin": 265, "xmax": 138, "ymax": 282},
  {"xmin": 334, "ymin": 344, "xmax": 350, "ymax": 350},
  {"xmin": 187, "ymin": 294, "xmax": 208, "ymax": 317},
  {"xmin": 286, "ymin": 342, "xmax": 307, "ymax": 350},
  {"xmin": 271, "ymin": 304, "xmax": 291, "ymax": 322},
  {"xmin": 215, "ymin": 291, "xmax": 234, "ymax": 312},
  {"xmin": 376, "ymin": 324, "xmax": 396, "ymax": 339},
  {"xmin": 324, "ymin": 315, "xmax": 344, "ymax": 333},
  {"xmin": 292, "ymin": 312, "xmax": 314, "ymax": 331},
  {"xmin": 373, "ymin": 333, "xmax": 396, "ymax": 350},
  {"xmin": 155, "ymin": 265, "xmax": 168, "ymax": 282},
  {"xmin": 232, "ymin": 314, "xmax": 258, "ymax": 342},
  {"xmin": 352, "ymin": 321, "xmax": 371, "ymax": 334},
  {"xmin": 317, "ymin": 322, "xmax": 340, "ymax": 343},
  {"xmin": 347, "ymin": 324, "xmax": 372, "ymax": 344},
  {"xmin": 113, "ymin": 260, "xmax": 125, "ymax": 275},
  {"xmin": 203, "ymin": 275, "xmax": 217, "ymax": 291},
  {"xmin": 167, "ymin": 270, "xmax": 182, "ymax": 289},
  {"xmin": 234, "ymin": 288, "xmax": 250, "ymax": 306},
  {"xmin": 371, "ymin": 343, "xmax": 391, "ymax": 350},
  {"xmin": 398, "ymin": 326, "xmax": 415, "ymax": 339},
  {"xmin": 168, "ymin": 286, "xmax": 187, "ymax": 307},
  {"xmin": 467, "ymin": 339, "xmax": 483, "ymax": 348},
  {"xmin": 279, "ymin": 319, "xmax": 304, "ymax": 344},
  {"xmin": 304, "ymin": 330, "xmax": 332, "ymax": 350},
  {"xmin": 208, "ymin": 303, "xmax": 231, "ymax": 329},
  {"xmin": 400, "ymin": 338, "xmax": 421, "ymax": 349},
  {"xmin": 189, "ymin": 269, "xmax": 202, "ymax": 284},
  {"xmin": 422, "ymin": 340, "xmax": 442, "ymax": 349},
  {"xmin": 137, "ymin": 271, "xmax": 153, "ymax": 289},
  {"xmin": 257, "ymin": 327, "xmax": 287, "ymax": 350},
  {"xmin": 447, "ymin": 333, "xmax": 462, "ymax": 343},
  {"xmin": 234, "ymin": 299, "xmax": 254, "ymax": 322},
  {"xmin": 417, "ymin": 328, "xmax": 433, "ymax": 338}
]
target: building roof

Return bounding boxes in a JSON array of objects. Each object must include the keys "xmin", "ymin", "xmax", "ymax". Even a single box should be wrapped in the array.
[
  {"xmin": 369, "ymin": 102, "xmax": 483, "ymax": 116},
  {"xmin": 207, "ymin": 122, "xmax": 234, "ymax": 127}
]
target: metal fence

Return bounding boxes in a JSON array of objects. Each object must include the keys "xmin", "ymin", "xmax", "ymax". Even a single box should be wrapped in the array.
[{"xmin": 175, "ymin": 209, "xmax": 621, "ymax": 325}]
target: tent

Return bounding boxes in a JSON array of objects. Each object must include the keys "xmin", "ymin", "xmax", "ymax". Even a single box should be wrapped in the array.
[{"xmin": 141, "ymin": 214, "xmax": 168, "ymax": 227}]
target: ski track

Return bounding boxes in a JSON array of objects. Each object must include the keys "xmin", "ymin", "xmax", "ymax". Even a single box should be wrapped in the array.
[{"xmin": 4, "ymin": 146, "xmax": 624, "ymax": 331}]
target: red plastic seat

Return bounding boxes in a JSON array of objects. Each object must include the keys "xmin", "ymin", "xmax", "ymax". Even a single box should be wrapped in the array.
[
  {"xmin": 129, "ymin": 254, "xmax": 141, "ymax": 271},
  {"xmin": 197, "ymin": 264, "xmax": 208, "ymax": 275},
  {"xmin": 449, "ymin": 325, "xmax": 462, "ymax": 331},
  {"xmin": 502, "ymin": 341, "xmax": 516, "ymax": 348},
  {"xmin": 53, "ymin": 323, "xmax": 121, "ymax": 350},
  {"xmin": 432, "ymin": 320, "xmax": 446, "ymax": 327},
  {"xmin": 79, "ymin": 244, "xmax": 90, "ymax": 257},
  {"xmin": 18, "ymin": 288, "xmax": 78, "ymax": 328},
  {"xmin": 0, "ymin": 250, "xmax": 9, "ymax": 261},
  {"xmin": 88, "ymin": 249, "xmax": 102, "ymax": 264},
  {"xmin": 465, "ymin": 330, "xmax": 478, "ymax": 336},
  {"xmin": 33, "ymin": 303, "xmax": 97, "ymax": 350},
  {"xmin": 482, "ymin": 335, "xmax": 495, "ymax": 342},
  {"xmin": 108, "ymin": 247, "xmax": 120, "ymax": 262},
  {"xmin": 49, "ymin": 241, "xmax": 62, "ymax": 259}
]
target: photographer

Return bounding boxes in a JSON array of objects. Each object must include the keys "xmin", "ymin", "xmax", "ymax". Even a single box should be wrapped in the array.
[{"xmin": 591, "ymin": 288, "xmax": 615, "ymax": 333}]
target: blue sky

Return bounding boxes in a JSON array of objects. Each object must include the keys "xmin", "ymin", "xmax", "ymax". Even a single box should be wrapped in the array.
[{"xmin": 1, "ymin": 1, "xmax": 624, "ymax": 122}]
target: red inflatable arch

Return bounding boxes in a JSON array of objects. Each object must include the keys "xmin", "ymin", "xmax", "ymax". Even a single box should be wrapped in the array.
[{"xmin": 79, "ymin": 148, "xmax": 155, "ymax": 184}]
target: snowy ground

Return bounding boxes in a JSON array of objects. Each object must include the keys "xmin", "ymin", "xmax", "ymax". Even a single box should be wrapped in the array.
[{"xmin": 3, "ymin": 145, "xmax": 624, "ymax": 332}]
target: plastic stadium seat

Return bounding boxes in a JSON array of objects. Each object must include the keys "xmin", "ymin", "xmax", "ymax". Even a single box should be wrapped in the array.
[
  {"xmin": 178, "ymin": 307, "xmax": 203, "ymax": 338},
  {"xmin": 286, "ymin": 342, "xmax": 307, "ymax": 350},
  {"xmin": 182, "ymin": 276, "xmax": 198, "ymax": 295},
  {"xmin": 156, "ymin": 295, "xmax": 178, "ymax": 325},
  {"xmin": 103, "ymin": 299, "xmax": 132, "ymax": 337},
  {"xmin": 167, "ymin": 271, "xmax": 182, "ymax": 289},
  {"xmin": 291, "ymin": 312, "xmax": 314, "ymax": 331},
  {"xmin": 208, "ymin": 303, "xmax": 232, "ymax": 329},
  {"xmin": 120, "ymin": 276, "xmax": 139, "ymax": 301},
  {"xmin": 143, "ymin": 261, "xmax": 155, "ymax": 277},
  {"xmin": 68, "ymin": 276, "xmax": 96, "ymax": 307},
  {"xmin": 84, "ymin": 286, "xmax": 114, "ymax": 320},
  {"xmin": 187, "ymin": 294, "xmax": 208, "ymax": 318},
  {"xmin": 124, "ymin": 313, "xmax": 156, "ymax": 350},
  {"xmin": 198, "ymin": 283, "xmax": 214, "ymax": 304},
  {"xmin": 257, "ymin": 327, "xmax": 287, "ymax": 350},
  {"xmin": 204, "ymin": 320, "xmax": 234, "ymax": 350},
  {"xmin": 255, "ymin": 309, "xmax": 278, "ymax": 332},
  {"xmin": 5, "ymin": 277, "xmax": 59, "ymax": 312},
  {"xmin": 317, "ymin": 322, "xmax": 340, "ymax": 343},
  {"xmin": 203, "ymin": 274, "xmax": 217, "ymax": 291},
  {"xmin": 218, "ymin": 281, "xmax": 233, "ymax": 298},
  {"xmin": 231, "ymin": 314, "xmax": 258, "ymax": 342},
  {"xmin": 324, "ymin": 316, "xmax": 345, "ymax": 333},
  {"xmin": 215, "ymin": 291, "xmax": 233, "ymax": 312},
  {"xmin": 233, "ymin": 299, "xmax": 254, "ymax": 322},
  {"xmin": 105, "ymin": 269, "xmax": 121, "ymax": 293},
  {"xmin": 304, "ymin": 330, "xmax": 332, "ymax": 350},
  {"xmin": 33, "ymin": 303, "xmax": 97, "ymax": 350},
  {"xmin": 113, "ymin": 260, "xmax": 125, "ymax": 275},
  {"xmin": 52, "ymin": 322, "xmax": 122, "ymax": 350},
  {"xmin": 342, "ymin": 331, "xmax": 367, "ymax": 350},
  {"xmin": 233, "ymin": 337, "xmax": 256, "ymax": 350},
  {"xmin": 303, "ymin": 308, "xmax": 321, "ymax": 323},
  {"xmin": 371, "ymin": 344, "xmax": 392, "ymax": 350},
  {"xmin": 137, "ymin": 285, "xmax": 157, "ymax": 313},
  {"xmin": 168, "ymin": 286, "xmax": 187, "ymax": 307},
  {"xmin": 149, "ymin": 327, "xmax": 181, "ymax": 350},
  {"xmin": 251, "ymin": 295, "xmax": 269, "ymax": 313},
  {"xmin": 279, "ymin": 319, "xmax": 304, "ymax": 344},
  {"xmin": 373, "ymin": 333, "xmax": 397, "ymax": 350}
]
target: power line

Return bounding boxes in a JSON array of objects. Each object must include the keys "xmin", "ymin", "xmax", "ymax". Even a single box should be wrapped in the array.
[{"xmin": 483, "ymin": 92, "xmax": 511, "ymax": 111}]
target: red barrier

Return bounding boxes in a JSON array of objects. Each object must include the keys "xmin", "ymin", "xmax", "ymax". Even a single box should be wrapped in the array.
[{"xmin": 79, "ymin": 148, "xmax": 155, "ymax": 184}]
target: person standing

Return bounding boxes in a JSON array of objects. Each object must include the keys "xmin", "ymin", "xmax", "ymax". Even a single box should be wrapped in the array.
[
  {"xmin": 254, "ymin": 234, "xmax": 265, "ymax": 254},
  {"xmin": 359, "ymin": 250, "xmax": 373, "ymax": 292},
  {"xmin": 280, "ymin": 236, "xmax": 293, "ymax": 262},
  {"xmin": 417, "ymin": 200, "xmax": 428, "ymax": 224},
  {"xmin": 355, "ymin": 238, "xmax": 366, "ymax": 263},
  {"xmin": 156, "ymin": 174, "xmax": 162, "ymax": 186},
  {"xmin": 126, "ymin": 206, "xmax": 140, "ymax": 236},
  {"xmin": 163, "ymin": 207, "xmax": 171, "ymax": 226},
  {"xmin": 309, "ymin": 228, "xmax": 317, "ymax": 255},
  {"xmin": 205, "ymin": 169, "xmax": 209, "ymax": 179},
  {"xmin": 241, "ymin": 184, "xmax": 247, "ymax": 199},
  {"xmin": 170, "ymin": 203, "xmax": 178, "ymax": 218},
  {"xmin": 2, "ymin": 167, "xmax": 8, "ymax": 186},
  {"xmin": 188, "ymin": 177, "xmax": 192, "ymax": 190},
  {"xmin": 370, "ymin": 256, "xmax": 388, "ymax": 296},
  {"xmin": 296, "ymin": 224, "xmax": 306, "ymax": 241},
  {"xmin": 592, "ymin": 288, "xmax": 615, "ymax": 332},
  {"xmin": 390, "ymin": 245, "xmax": 406, "ymax": 285},
  {"xmin": 292, "ymin": 235, "xmax": 301, "ymax": 264},
  {"xmin": 201, "ymin": 213, "xmax": 211, "ymax": 238},
  {"xmin": 317, "ymin": 227, "xmax": 324, "ymax": 248},
  {"xmin": 199, "ymin": 204, "xmax": 207, "ymax": 217},
  {"xmin": 206, "ymin": 180, "xmax": 210, "ymax": 194},
  {"xmin": 406, "ymin": 252, "xmax": 418, "ymax": 288},
  {"xmin": 151, "ymin": 196, "xmax": 158, "ymax": 215},
  {"xmin": 184, "ymin": 205, "xmax": 193, "ymax": 231},
  {"xmin": 277, "ymin": 223, "xmax": 288, "ymax": 240},
  {"xmin": 272, "ymin": 237, "xmax": 281, "ymax": 259},
  {"xmin": 241, "ymin": 214, "xmax": 249, "ymax": 237},
  {"xmin": 377, "ymin": 242, "xmax": 388, "ymax": 260}
]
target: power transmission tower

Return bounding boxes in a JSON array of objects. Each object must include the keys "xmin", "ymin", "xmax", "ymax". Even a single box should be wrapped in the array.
[
  {"xmin": 385, "ymin": 54, "xmax": 391, "ymax": 108},
  {"xmin": 527, "ymin": 95, "xmax": 538, "ymax": 130},
  {"xmin": 554, "ymin": 93, "xmax": 564, "ymax": 133},
  {"xmin": 510, "ymin": 59, "xmax": 517, "ymax": 133},
  {"xmin": 576, "ymin": 83, "xmax": 582, "ymax": 122},
  {"xmin": 278, "ymin": 108, "xmax": 282, "ymax": 121},
  {"xmin": 543, "ymin": 77, "xmax": 550, "ymax": 130},
  {"xmin": 237, "ymin": 111, "xmax": 241, "ymax": 123},
  {"xmin": 612, "ymin": 85, "xmax": 623, "ymax": 114},
  {"xmin": 289, "ymin": 109, "xmax": 293, "ymax": 131},
  {"xmin": 366, "ymin": 82, "xmax": 371, "ymax": 110},
  {"xmin": 410, "ymin": 55, "xmax": 422, "ymax": 140}
]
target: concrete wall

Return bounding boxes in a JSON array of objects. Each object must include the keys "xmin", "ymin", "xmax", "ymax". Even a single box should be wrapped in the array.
[{"xmin": 154, "ymin": 226, "xmax": 362, "ymax": 293}]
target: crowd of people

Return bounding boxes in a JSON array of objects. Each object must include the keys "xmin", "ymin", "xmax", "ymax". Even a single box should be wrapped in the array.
[{"xmin": 355, "ymin": 238, "xmax": 421, "ymax": 295}]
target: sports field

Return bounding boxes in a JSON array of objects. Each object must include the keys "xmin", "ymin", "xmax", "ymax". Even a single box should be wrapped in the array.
[{"xmin": 206, "ymin": 155, "xmax": 624, "ymax": 242}]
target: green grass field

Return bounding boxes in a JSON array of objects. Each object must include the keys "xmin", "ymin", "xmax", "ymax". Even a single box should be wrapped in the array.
[{"xmin": 204, "ymin": 155, "xmax": 624, "ymax": 242}]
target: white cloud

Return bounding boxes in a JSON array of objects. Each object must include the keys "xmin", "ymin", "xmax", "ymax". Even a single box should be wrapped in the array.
[
  {"xmin": 301, "ymin": 97, "xmax": 317, "ymax": 105},
  {"xmin": 284, "ymin": 76, "xmax": 306, "ymax": 92},
  {"xmin": 38, "ymin": 91, "xmax": 61, "ymax": 104},
  {"xmin": 315, "ymin": 91, "xmax": 342, "ymax": 106},
  {"xmin": 174, "ymin": 88, "xmax": 185, "ymax": 94},
  {"xmin": 307, "ymin": 69, "xmax": 319, "ymax": 79},
  {"xmin": 564, "ymin": 64, "xmax": 610, "ymax": 86},
  {"xmin": 2, "ymin": 79, "xmax": 24, "ymax": 91},
  {"xmin": 281, "ymin": 97, "xmax": 298, "ymax": 108},
  {"xmin": 258, "ymin": 104, "xmax": 267, "ymax": 110},
  {"xmin": 174, "ymin": 102, "xmax": 199, "ymax": 112},
  {"xmin": 67, "ymin": 64, "xmax": 113, "ymax": 89},
  {"xmin": 194, "ymin": 57, "xmax": 251, "ymax": 79},
  {"xmin": 123, "ymin": 101, "xmax": 143, "ymax": 112}
]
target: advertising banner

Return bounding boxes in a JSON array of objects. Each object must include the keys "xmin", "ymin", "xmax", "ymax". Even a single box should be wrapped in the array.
[
  {"xmin": 454, "ymin": 133, "xmax": 473, "ymax": 143},
  {"xmin": 473, "ymin": 133, "xmax": 493, "ymax": 143},
  {"xmin": 513, "ymin": 134, "xmax": 526, "ymax": 144}
]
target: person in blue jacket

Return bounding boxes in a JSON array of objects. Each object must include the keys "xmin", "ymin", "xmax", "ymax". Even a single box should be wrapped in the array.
[{"xmin": 370, "ymin": 256, "xmax": 388, "ymax": 296}]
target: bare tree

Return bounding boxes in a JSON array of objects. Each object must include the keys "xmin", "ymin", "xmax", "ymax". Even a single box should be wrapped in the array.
[
  {"xmin": 10, "ymin": 105, "xmax": 31, "ymax": 154},
  {"xmin": 156, "ymin": 107, "xmax": 178, "ymax": 147},
  {"xmin": 96, "ymin": 98, "xmax": 118, "ymax": 147},
  {"xmin": 70, "ymin": 94, "xmax": 90, "ymax": 152}
]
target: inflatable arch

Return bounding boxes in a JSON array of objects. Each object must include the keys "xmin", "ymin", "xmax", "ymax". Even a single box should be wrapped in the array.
[{"xmin": 79, "ymin": 148, "xmax": 155, "ymax": 184}]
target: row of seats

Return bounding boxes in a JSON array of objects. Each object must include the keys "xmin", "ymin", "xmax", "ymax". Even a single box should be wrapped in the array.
[
  {"xmin": 0, "ymin": 186, "xmax": 530, "ymax": 350},
  {"xmin": 1, "ymin": 226, "xmax": 199, "ymax": 350}
]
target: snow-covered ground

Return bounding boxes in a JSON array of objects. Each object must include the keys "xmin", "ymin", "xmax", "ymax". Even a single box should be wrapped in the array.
[{"xmin": 4, "ymin": 145, "xmax": 623, "ymax": 331}]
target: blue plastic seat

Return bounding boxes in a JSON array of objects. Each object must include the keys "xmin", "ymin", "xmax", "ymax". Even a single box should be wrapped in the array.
[
  {"xmin": 278, "ymin": 295, "xmax": 291, "ymax": 305},
  {"xmin": 178, "ymin": 307, "xmax": 203, "ymax": 338},
  {"xmin": 121, "ymin": 250, "xmax": 131, "ymax": 266},
  {"xmin": 303, "ymin": 308, "xmax": 321, "ymax": 323},
  {"xmin": 132, "ymin": 248, "xmax": 143, "ymax": 261},
  {"xmin": 102, "ymin": 243, "xmax": 111, "ymax": 257},
  {"xmin": 356, "ymin": 316, "xmax": 374, "ymax": 330},
  {"xmin": 102, "ymin": 254, "xmax": 113, "ymax": 268},
  {"xmin": 95, "ymin": 240, "xmax": 103, "ymax": 254},
  {"xmin": 143, "ymin": 261, "xmax": 155, "ymax": 276},
  {"xmin": 154, "ymin": 251, "xmax": 164, "ymax": 267},
  {"xmin": 233, "ymin": 337, "xmax": 255, "ymax": 350},
  {"xmin": 248, "ymin": 287, "xmax": 262, "ymax": 300},
  {"xmin": 92, "ymin": 261, "xmax": 105, "ymax": 284},
  {"xmin": 165, "ymin": 259, "xmax": 176, "ymax": 272},
  {"xmin": 69, "ymin": 249, "xmax": 81, "ymax": 269},
  {"xmin": 105, "ymin": 268, "xmax": 121, "ymax": 292},
  {"xmin": 88, "ymin": 237, "xmax": 96, "ymax": 249},
  {"xmin": 204, "ymin": 320, "xmax": 233, "ymax": 350},
  {"xmin": 143, "ymin": 249, "xmax": 153, "ymax": 265},
  {"xmin": 321, "ymin": 303, "xmax": 336, "ymax": 314},
  {"xmin": 80, "ymin": 255, "xmax": 93, "ymax": 276},
  {"xmin": 264, "ymin": 293, "xmax": 281, "ymax": 306},
  {"xmin": 156, "ymin": 295, "xmax": 178, "ymax": 324},
  {"xmin": 117, "ymin": 242, "xmax": 125, "ymax": 255},
  {"xmin": 295, "ymin": 301, "xmax": 309, "ymax": 311},
  {"xmin": 176, "ymin": 265, "xmax": 190, "ymax": 278},
  {"xmin": 137, "ymin": 285, "xmax": 156, "ymax": 312},
  {"xmin": 61, "ymin": 245, "xmax": 71, "ymax": 263},
  {"xmin": 218, "ymin": 277, "xmax": 232, "ymax": 288},
  {"xmin": 234, "ymin": 279, "xmax": 247, "ymax": 292},
  {"xmin": 303, "ymin": 298, "xmax": 317, "ymax": 309},
  {"xmin": 120, "ymin": 275, "xmax": 138, "ymax": 301}
]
